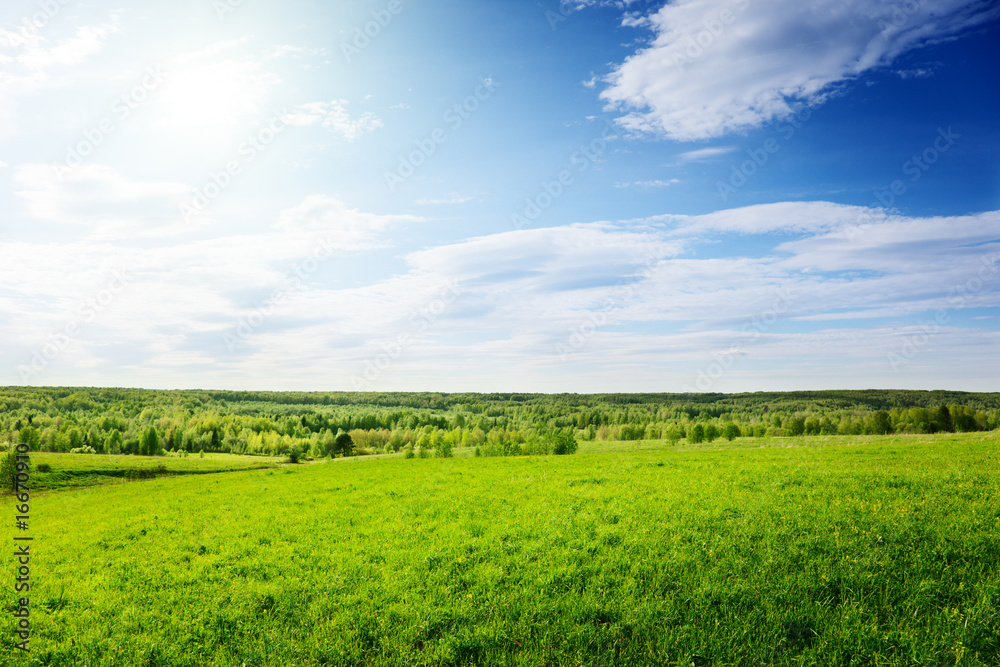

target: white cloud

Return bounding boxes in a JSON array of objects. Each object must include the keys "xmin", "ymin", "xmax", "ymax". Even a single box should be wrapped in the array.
[
  {"xmin": 614, "ymin": 179, "xmax": 679, "ymax": 188},
  {"xmin": 274, "ymin": 195, "xmax": 421, "ymax": 246},
  {"xmin": 13, "ymin": 20, "xmax": 120, "ymax": 70},
  {"xmin": 0, "ymin": 15, "xmax": 121, "ymax": 110},
  {"xmin": 1, "ymin": 200, "xmax": 997, "ymax": 391},
  {"xmin": 264, "ymin": 44, "xmax": 326, "ymax": 60},
  {"xmin": 13, "ymin": 164, "xmax": 193, "ymax": 237},
  {"xmin": 415, "ymin": 193, "xmax": 474, "ymax": 205},
  {"xmin": 599, "ymin": 0, "xmax": 1000, "ymax": 140},
  {"xmin": 280, "ymin": 100, "xmax": 383, "ymax": 140},
  {"xmin": 675, "ymin": 146, "xmax": 736, "ymax": 162}
]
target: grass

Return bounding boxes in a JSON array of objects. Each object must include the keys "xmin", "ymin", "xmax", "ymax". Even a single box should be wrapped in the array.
[
  {"xmin": 3, "ymin": 432, "xmax": 999, "ymax": 665},
  {"xmin": 23, "ymin": 452, "xmax": 286, "ymax": 491}
]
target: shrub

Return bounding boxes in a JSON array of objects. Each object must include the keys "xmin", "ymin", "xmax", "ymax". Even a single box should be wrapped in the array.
[
  {"xmin": 551, "ymin": 431, "xmax": 578, "ymax": 455},
  {"xmin": 1, "ymin": 451, "xmax": 16, "ymax": 492},
  {"xmin": 36, "ymin": 463, "xmax": 52, "ymax": 473}
]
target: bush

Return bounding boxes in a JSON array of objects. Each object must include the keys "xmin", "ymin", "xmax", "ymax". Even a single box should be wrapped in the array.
[
  {"xmin": 1, "ymin": 450, "xmax": 16, "ymax": 493},
  {"xmin": 36, "ymin": 463, "xmax": 52, "ymax": 473},
  {"xmin": 551, "ymin": 431, "xmax": 578, "ymax": 455}
]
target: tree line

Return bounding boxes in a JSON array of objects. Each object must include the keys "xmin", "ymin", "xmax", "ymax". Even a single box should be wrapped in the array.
[{"xmin": 1, "ymin": 387, "xmax": 997, "ymax": 459}]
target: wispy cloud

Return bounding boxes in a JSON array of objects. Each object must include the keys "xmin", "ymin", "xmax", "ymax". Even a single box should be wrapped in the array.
[
  {"xmin": 2, "ymin": 200, "xmax": 997, "ymax": 390},
  {"xmin": 280, "ymin": 100, "xmax": 383, "ymax": 140},
  {"xmin": 614, "ymin": 179, "xmax": 679, "ymax": 188},
  {"xmin": 675, "ymin": 146, "xmax": 736, "ymax": 162},
  {"xmin": 415, "ymin": 193, "xmax": 474, "ymax": 205},
  {"xmin": 599, "ymin": 0, "xmax": 1000, "ymax": 140},
  {"xmin": 13, "ymin": 164, "xmax": 193, "ymax": 238}
]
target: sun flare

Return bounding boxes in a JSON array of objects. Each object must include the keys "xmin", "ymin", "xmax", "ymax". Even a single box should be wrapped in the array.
[{"xmin": 156, "ymin": 58, "xmax": 272, "ymax": 136}]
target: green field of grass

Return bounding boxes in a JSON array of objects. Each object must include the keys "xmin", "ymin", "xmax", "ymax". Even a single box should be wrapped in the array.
[
  {"xmin": 3, "ymin": 432, "xmax": 999, "ymax": 665},
  {"xmin": 25, "ymin": 452, "xmax": 287, "ymax": 492}
]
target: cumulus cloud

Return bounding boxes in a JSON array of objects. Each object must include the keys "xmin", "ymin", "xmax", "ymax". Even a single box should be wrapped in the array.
[{"xmin": 599, "ymin": 0, "xmax": 1000, "ymax": 140}]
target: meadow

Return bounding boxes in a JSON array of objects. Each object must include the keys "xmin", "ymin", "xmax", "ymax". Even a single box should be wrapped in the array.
[
  {"xmin": 24, "ymin": 452, "xmax": 287, "ymax": 491},
  {"xmin": 3, "ymin": 431, "xmax": 999, "ymax": 666}
]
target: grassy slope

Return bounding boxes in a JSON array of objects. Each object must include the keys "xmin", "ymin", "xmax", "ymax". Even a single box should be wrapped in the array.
[
  {"xmin": 3, "ymin": 433, "xmax": 999, "ymax": 666},
  {"xmin": 25, "ymin": 452, "xmax": 286, "ymax": 491}
]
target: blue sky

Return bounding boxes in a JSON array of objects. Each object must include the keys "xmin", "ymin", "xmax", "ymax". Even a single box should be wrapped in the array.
[{"xmin": 1, "ymin": 0, "xmax": 998, "ymax": 392}]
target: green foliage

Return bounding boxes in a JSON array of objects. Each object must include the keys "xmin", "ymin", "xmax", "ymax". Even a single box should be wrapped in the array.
[
  {"xmin": 334, "ymin": 432, "xmax": 354, "ymax": 457},
  {"xmin": 1, "ymin": 449, "xmax": 16, "ymax": 492},
  {"xmin": 435, "ymin": 438, "xmax": 453, "ymax": 458},
  {"xmin": 551, "ymin": 430, "xmax": 578, "ymax": 455},
  {"xmin": 723, "ymin": 423, "xmax": 740, "ymax": 441},
  {"xmin": 1, "ymin": 387, "xmax": 999, "ymax": 467},
  {"xmin": 689, "ymin": 423, "xmax": 705, "ymax": 443}
]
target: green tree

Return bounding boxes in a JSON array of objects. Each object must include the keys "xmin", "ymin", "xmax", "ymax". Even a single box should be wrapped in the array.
[
  {"xmin": 321, "ymin": 429, "xmax": 336, "ymax": 457},
  {"xmin": 141, "ymin": 426, "xmax": 160, "ymax": 456},
  {"xmin": 704, "ymin": 424, "xmax": 718, "ymax": 442},
  {"xmin": 935, "ymin": 405, "xmax": 954, "ymax": 433},
  {"xmin": 1, "ymin": 450, "xmax": 17, "ymax": 492},
  {"xmin": 869, "ymin": 410, "xmax": 892, "ymax": 435},
  {"xmin": 666, "ymin": 426, "xmax": 685, "ymax": 444},
  {"xmin": 722, "ymin": 423, "xmax": 740, "ymax": 441},
  {"xmin": 436, "ymin": 438, "xmax": 454, "ymax": 458},
  {"xmin": 689, "ymin": 424, "xmax": 705, "ymax": 444},
  {"xmin": 334, "ymin": 432, "xmax": 354, "ymax": 457},
  {"xmin": 551, "ymin": 430, "xmax": 578, "ymax": 455}
]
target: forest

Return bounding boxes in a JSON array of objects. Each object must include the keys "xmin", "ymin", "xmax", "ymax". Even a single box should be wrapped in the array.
[{"xmin": 1, "ymin": 386, "xmax": 998, "ymax": 459}]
